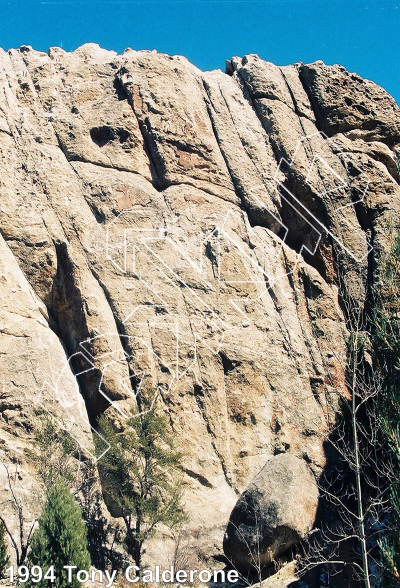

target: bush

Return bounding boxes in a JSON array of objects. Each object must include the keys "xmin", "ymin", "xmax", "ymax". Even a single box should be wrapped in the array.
[
  {"xmin": 98, "ymin": 401, "xmax": 186, "ymax": 567},
  {"xmin": 28, "ymin": 479, "xmax": 90, "ymax": 588}
]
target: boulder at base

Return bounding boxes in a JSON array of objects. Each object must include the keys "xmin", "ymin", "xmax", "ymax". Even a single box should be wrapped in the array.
[{"xmin": 223, "ymin": 453, "xmax": 319, "ymax": 572}]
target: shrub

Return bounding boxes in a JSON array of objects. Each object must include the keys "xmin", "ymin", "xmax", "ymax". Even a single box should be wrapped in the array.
[
  {"xmin": 98, "ymin": 400, "xmax": 186, "ymax": 567},
  {"xmin": 28, "ymin": 479, "xmax": 90, "ymax": 588}
]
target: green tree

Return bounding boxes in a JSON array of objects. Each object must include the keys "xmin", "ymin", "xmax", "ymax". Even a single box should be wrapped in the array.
[
  {"xmin": 97, "ymin": 401, "xmax": 186, "ymax": 567},
  {"xmin": 27, "ymin": 414, "xmax": 122, "ymax": 571},
  {"xmin": 0, "ymin": 520, "xmax": 10, "ymax": 578},
  {"xmin": 26, "ymin": 414, "xmax": 93, "ymax": 493},
  {"xmin": 28, "ymin": 478, "xmax": 90, "ymax": 588}
]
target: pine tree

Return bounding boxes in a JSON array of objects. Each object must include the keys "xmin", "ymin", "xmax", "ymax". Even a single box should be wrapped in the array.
[
  {"xmin": 0, "ymin": 520, "xmax": 10, "ymax": 578},
  {"xmin": 97, "ymin": 399, "xmax": 186, "ymax": 567},
  {"xmin": 27, "ymin": 415, "xmax": 121, "ymax": 570},
  {"xmin": 28, "ymin": 479, "xmax": 90, "ymax": 588}
]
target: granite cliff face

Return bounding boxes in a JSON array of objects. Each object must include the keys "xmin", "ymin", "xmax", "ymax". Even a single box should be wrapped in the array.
[{"xmin": 0, "ymin": 44, "xmax": 399, "ymax": 570}]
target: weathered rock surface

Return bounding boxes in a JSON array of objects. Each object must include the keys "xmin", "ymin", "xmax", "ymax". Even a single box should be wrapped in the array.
[
  {"xmin": 0, "ymin": 44, "xmax": 399, "ymax": 571},
  {"xmin": 223, "ymin": 453, "xmax": 319, "ymax": 571}
]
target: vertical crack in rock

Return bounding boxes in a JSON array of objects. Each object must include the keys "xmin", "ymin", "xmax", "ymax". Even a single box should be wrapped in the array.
[
  {"xmin": 182, "ymin": 292, "xmax": 239, "ymax": 495},
  {"xmin": 229, "ymin": 63, "xmax": 334, "ymax": 281},
  {"xmin": 201, "ymin": 75, "xmax": 282, "ymax": 233},
  {"xmin": 112, "ymin": 73, "xmax": 161, "ymax": 187}
]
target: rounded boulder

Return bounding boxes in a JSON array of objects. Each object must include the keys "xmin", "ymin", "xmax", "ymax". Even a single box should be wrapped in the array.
[{"xmin": 223, "ymin": 453, "xmax": 319, "ymax": 572}]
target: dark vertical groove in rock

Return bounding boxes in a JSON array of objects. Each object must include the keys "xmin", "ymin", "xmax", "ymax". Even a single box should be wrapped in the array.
[
  {"xmin": 87, "ymin": 262, "xmax": 144, "ymax": 407},
  {"xmin": 201, "ymin": 79, "xmax": 245, "ymax": 213},
  {"xmin": 113, "ymin": 72, "xmax": 161, "ymax": 188}
]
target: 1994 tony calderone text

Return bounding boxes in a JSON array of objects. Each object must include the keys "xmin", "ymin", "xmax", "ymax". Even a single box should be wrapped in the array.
[{"xmin": 6, "ymin": 565, "xmax": 240, "ymax": 585}]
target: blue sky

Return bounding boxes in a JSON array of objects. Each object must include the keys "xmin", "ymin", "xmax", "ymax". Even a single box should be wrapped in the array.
[{"xmin": 1, "ymin": 0, "xmax": 399, "ymax": 103}]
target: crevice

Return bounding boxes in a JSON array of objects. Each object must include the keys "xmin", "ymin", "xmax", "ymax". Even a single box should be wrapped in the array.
[
  {"xmin": 235, "ymin": 66, "xmax": 361, "ymax": 286},
  {"xmin": 113, "ymin": 72, "xmax": 161, "ymax": 188},
  {"xmin": 201, "ymin": 78, "xmax": 246, "ymax": 197},
  {"xmin": 296, "ymin": 265, "xmax": 339, "ymax": 414},
  {"xmin": 219, "ymin": 351, "xmax": 241, "ymax": 375},
  {"xmin": 84, "ymin": 262, "xmax": 148, "ymax": 411},
  {"xmin": 165, "ymin": 178, "xmax": 237, "ymax": 203},
  {"xmin": 0, "ymin": 127, "xmax": 12, "ymax": 137},
  {"xmin": 49, "ymin": 239, "xmax": 144, "ymax": 424},
  {"xmin": 181, "ymin": 467, "xmax": 214, "ymax": 488},
  {"xmin": 296, "ymin": 66, "xmax": 334, "ymax": 138},
  {"xmin": 112, "ymin": 76, "xmax": 128, "ymax": 101},
  {"xmin": 115, "ymin": 72, "xmax": 242, "ymax": 205},
  {"xmin": 0, "ymin": 106, "xmax": 107, "ymax": 426},
  {"xmin": 265, "ymin": 274, "xmax": 299, "ymax": 371},
  {"xmin": 192, "ymin": 382, "xmax": 240, "ymax": 497},
  {"xmin": 279, "ymin": 67, "xmax": 316, "ymax": 126},
  {"xmin": 201, "ymin": 77, "xmax": 279, "ymax": 232},
  {"xmin": 47, "ymin": 240, "xmax": 106, "ymax": 424},
  {"xmin": 181, "ymin": 295, "xmax": 239, "ymax": 496},
  {"xmin": 363, "ymin": 218, "xmax": 379, "ymax": 323},
  {"xmin": 217, "ymin": 68, "xmax": 341, "ymax": 288},
  {"xmin": 232, "ymin": 67, "xmax": 285, "ymax": 179},
  {"xmin": 279, "ymin": 68, "xmax": 309, "ymax": 137},
  {"xmin": 1, "ymin": 55, "xmax": 148, "ymax": 451}
]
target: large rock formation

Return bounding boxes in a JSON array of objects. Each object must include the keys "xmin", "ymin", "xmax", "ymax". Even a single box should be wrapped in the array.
[{"xmin": 0, "ymin": 43, "xmax": 399, "ymax": 570}]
